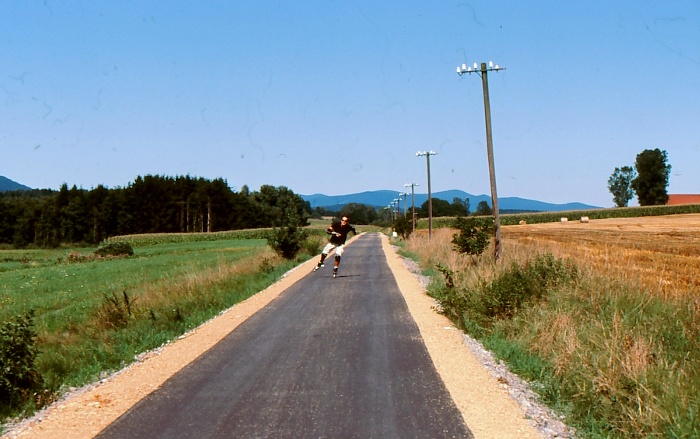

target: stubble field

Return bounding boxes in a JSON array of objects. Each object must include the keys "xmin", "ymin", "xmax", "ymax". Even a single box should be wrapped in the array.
[{"xmin": 502, "ymin": 213, "xmax": 700, "ymax": 298}]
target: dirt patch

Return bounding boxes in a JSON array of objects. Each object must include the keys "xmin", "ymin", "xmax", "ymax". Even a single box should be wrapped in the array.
[{"xmin": 3, "ymin": 233, "xmax": 567, "ymax": 439}]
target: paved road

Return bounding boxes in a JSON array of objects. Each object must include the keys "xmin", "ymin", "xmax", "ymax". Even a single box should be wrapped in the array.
[{"xmin": 97, "ymin": 233, "xmax": 473, "ymax": 438}]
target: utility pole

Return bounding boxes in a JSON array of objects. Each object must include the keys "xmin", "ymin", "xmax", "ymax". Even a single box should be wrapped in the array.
[
  {"xmin": 416, "ymin": 151, "xmax": 437, "ymax": 240},
  {"xmin": 399, "ymin": 192, "xmax": 408, "ymax": 216},
  {"xmin": 457, "ymin": 61, "xmax": 505, "ymax": 261},
  {"xmin": 404, "ymin": 183, "xmax": 419, "ymax": 234}
]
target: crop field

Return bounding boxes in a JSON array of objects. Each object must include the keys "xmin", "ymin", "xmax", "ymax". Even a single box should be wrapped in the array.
[
  {"xmin": 503, "ymin": 213, "xmax": 700, "ymax": 298},
  {"xmin": 405, "ymin": 213, "xmax": 700, "ymax": 437}
]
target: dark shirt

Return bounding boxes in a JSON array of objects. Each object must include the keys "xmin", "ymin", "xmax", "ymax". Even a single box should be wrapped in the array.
[{"xmin": 327, "ymin": 222, "xmax": 357, "ymax": 245}]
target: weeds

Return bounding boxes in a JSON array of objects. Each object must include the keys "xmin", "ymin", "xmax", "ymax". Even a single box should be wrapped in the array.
[
  {"xmin": 0, "ymin": 310, "xmax": 44, "ymax": 418},
  {"xmin": 259, "ymin": 256, "xmax": 274, "ymax": 273},
  {"xmin": 300, "ymin": 235, "xmax": 324, "ymax": 258},
  {"xmin": 479, "ymin": 254, "xmax": 578, "ymax": 319},
  {"xmin": 98, "ymin": 291, "xmax": 134, "ymax": 329}
]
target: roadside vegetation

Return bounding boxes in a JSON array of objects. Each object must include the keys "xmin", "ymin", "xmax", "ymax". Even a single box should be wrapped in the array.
[
  {"xmin": 0, "ymin": 230, "xmax": 328, "ymax": 427},
  {"xmin": 401, "ymin": 214, "xmax": 699, "ymax": 438}
]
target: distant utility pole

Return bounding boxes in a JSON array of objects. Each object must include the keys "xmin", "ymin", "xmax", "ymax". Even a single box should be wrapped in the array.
[
  {"xmin": 404, "ymin": 183, "xmax": 419, "ymax": 234},
  {"xmin": 399, "ymin": 192, "xmax": 408, "ymax": 216},
  {"xmin": 416, "ymin": 151, "xmax": 437, "ymax": 240},
  {"xmin": 457, "ymin": 61, "xmax": 505, "ymax": 261}
]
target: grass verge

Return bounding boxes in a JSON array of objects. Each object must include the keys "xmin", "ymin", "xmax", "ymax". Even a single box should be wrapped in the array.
[{"xmin": 405, "ymin": 227, "xmax": 699, "ymax": 438}]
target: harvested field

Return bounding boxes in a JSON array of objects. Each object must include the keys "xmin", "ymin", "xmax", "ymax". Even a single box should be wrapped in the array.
[{"xmin": 502, "ymin": 213, "xmax": 700, "ymax": 298}]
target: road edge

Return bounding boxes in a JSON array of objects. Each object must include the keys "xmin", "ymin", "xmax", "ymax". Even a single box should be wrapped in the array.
[{"xmin": 380, "ymin": 233, "xmax": 542, "ymax": 439}]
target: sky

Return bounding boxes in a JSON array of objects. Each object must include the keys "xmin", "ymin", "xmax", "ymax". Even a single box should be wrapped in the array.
[{"xmin": 1, "ymin": 1, "xmax": 698, "ymax": 207}]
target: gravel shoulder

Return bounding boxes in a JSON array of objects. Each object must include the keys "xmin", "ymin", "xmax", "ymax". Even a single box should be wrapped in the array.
[{"xmin": 3, "ymin": 233, "xmax": 572, "ymax": 439}]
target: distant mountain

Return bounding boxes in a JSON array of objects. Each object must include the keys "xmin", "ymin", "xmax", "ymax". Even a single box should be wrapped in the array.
[
  {"xmin": 0, "ymin": 176, "xmax": 32, "ymax": 192},
  {"xmin": 301, "ymin": 189, "xmax": 599, "ymax": 213}
]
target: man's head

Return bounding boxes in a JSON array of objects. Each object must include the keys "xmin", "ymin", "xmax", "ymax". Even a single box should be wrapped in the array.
[{"xmin": 341, "ymin": 216, "xmax": 349, "ymax": 224}]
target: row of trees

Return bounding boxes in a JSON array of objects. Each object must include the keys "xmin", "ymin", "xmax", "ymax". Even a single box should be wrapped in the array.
[
  {"xmin": 608, "ymin": 148, "xmax": 671, "ymax": 207},
  {"xmin": 0, "ymin": 176, "xmax": 311, "ymax": 247},
  {"xmin": 2, "ymin": 173, "xmax": 494, "ymax": 248}
]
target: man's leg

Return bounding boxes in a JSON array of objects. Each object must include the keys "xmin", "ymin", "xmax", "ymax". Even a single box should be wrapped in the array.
[
  {"xmin": 333, "ymin": 245, "xmax": 344, "ymax": 277},
  {"xmin": 333, "ymin": 255, "xmax": 340, "ymax": 277},
  {"xmin": 316, "ymin": 243, "xmax": 335, "ymax": 270}
]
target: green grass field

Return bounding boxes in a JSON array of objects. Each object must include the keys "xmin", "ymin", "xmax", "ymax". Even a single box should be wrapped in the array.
[
  {"xmin": 1, "ymin": 237, "xmax": 308, "ymax": 421},
  {"xmin": 1, "ymin": 240, "xmax": 267, "ymax": 323}
]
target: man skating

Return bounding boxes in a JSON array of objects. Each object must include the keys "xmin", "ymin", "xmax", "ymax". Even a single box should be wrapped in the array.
[{"xmin": 314, "ymin": 216, "xmax": 357, "ymax": 278}]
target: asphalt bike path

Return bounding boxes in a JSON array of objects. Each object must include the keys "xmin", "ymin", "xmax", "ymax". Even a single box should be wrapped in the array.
[{"xmin": 96, "ymin": 233, "xmax": 473, "ymax": 438}]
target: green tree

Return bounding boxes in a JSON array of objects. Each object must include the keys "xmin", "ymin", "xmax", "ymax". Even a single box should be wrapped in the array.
[
  {"xmin": 252, "ymin": 185, "xmax": 309, "ymax": 227},
  {"xmin": 452, "ymin": 197, "xmax": 470, "ymax": 216},
  {"xmin": 608, "ymin": 166, "xmax": 637, "ymax": 207},
  {"xmin": 474, "ymin": 200, "xmax": 493, "ymax": 216},
  {"xmin": 451, "ymin": 217, "xmax": 493, "ymax": 257},
  {"xmin": 417, "ymin": 199, "xmax": 448, "ymax": 217},
  {"xmin": 417, "ymin": 198, "xmax": 470, "ymax": 218},
  {"xmin": 340, "ymin": 203, "xmax": 377, "ymax": 225},
  {"xmin": 631, "ymin": 148, "xmax": 671, "ymax": 206}
]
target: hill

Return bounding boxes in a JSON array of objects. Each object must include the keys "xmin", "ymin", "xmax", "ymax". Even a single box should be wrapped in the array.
[
  {"xmin": 301, "ymin": 189, "xmax": 599, "ymax": 212},
  {"xmin": 0, "ymin": 176, "xmax": 32, "ymax": 192}
]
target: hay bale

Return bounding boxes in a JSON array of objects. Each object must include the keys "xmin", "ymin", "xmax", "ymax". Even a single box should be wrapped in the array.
[
  {"xmin": 580, "ymin": 216, "xmax": 590, "ymax": 223},
  {"xmin": 519, "ymin": 220, "xmax": 527, "ymax": 225},
  {"xmin": 560, "ymin": 217, "xmax": 568, "ymax": 222}
]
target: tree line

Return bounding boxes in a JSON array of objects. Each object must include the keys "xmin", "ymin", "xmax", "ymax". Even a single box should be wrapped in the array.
[
  {"xmin": 608, "ymin": 148, "xmax": 671, "ymax": 207},
  {"xmin": 1, "ymin": 173, "xmax": 497, "ymax": 248},
  {"xmin": 0, "ymin": 175, "xmax": 311, "ymax": 247}
]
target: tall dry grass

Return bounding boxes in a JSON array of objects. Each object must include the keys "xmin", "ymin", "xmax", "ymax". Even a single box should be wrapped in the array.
[
  {"xmin": 133, "ymin": 249, "xmax": 281, "ymax": 314},
  {"xmin": 403, "ymin": 216, "xmax": 700, "ymax": 437}
]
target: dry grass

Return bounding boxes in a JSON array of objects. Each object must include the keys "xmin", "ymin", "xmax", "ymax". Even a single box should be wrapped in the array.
[
  {"xmin": 406, "ymin": 213, "xmax": 700, "ymax": 301},
  {"xmin": 502, "ymin": 214, "xmax": 700, "ymax": 299},
  {"xmin": 404, "ymin": 214, "xmax": 700, "ymax": 437},
  {"xmin": 133, "ymin": 249, "xmax": 281, "ymax": 312}
]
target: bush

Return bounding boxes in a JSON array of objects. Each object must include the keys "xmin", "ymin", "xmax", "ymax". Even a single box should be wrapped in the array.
[
  {"xmin": 431, "ymin": 254, "xmax": 578, "ymax": 327},
  {"xmin": 480, "ymin": 254, "xmax": 578, "ymax": 319},
  {"xmin": 393, "ymin": 215, "xmax": 413, "ymax": 240},
  {"xmin": 94, "ymin": 241, "xmax": 134, "ymax": 257},
  {"xmin": 451, "ymin": 217, "xmax": 494, "ymax": 257},
  {"xmin": 300, "ymin": 235, "xmax": 324, "ymax": 257},
  {"xmin": 267, "ymin": 226, "xmax": 308, "ymax": 259},
  {"xmin": 0, "ymin": 310, "xmax": 44, "ymax": 416}
]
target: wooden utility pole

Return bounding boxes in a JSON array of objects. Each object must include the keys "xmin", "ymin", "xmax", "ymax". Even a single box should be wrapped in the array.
[
  {"xmin": 479, "ymin": 62, "xmax": 502, "ymax": 261},
  {"xmin": 457, "ymin": 61, "xmax": 505, "ymax": 261},
  {"xmin": 416, "ymin": 151, "xmax": 437, "ymax": 240},
  {"xmin": 405, "ymin": 183, "xmax": 419, "ymax": 234}
]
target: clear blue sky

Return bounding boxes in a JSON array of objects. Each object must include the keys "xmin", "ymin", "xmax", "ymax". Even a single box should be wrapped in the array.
[{"xmin": 2, "ymin": 1, "xmax": 698, "ymax": 207}]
